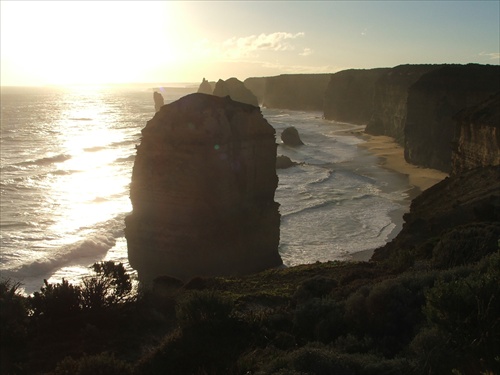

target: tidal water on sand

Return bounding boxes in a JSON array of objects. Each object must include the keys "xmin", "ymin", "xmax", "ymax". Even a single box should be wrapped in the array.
[{"xmin": 1, "ymin": 86, "xmax": 413, "ymax": 293}]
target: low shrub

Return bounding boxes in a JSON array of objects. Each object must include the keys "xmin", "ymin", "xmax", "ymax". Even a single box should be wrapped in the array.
[
  {"xmin": 29, "ymin": 278, "xmax": 82, "ymax": 319},
  {"xmin": 423, "ymin": 251, "xmax": 500, "ymax": 374},
  {"xmin": 81, "ymin": 261, "xmax": 133, "ymax": 310},
  {"xmin": 293, "ymin": 275, "xmax": 338, "ymax": 303},
  {"xmin": 0, "ymin": 278, "xmax": 29, "ymax": 374},
  {"xmin": 293, "ymin": 298, "xmax": 344, "ymax": 343},
  {"xmin": 176, "ymin": 290, "xmax": 233, "ymax": 329},
  {"xmin": 431, "ymin": 223, "xmax": 500, "ymax": 268},
  {"xmin": 49, "ymin": 352, "xmax": 133, "ymax": 375}
]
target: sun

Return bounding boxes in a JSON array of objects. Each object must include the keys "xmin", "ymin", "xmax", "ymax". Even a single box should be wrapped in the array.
[{"xmin": 1, "ymin": 1, "xmax": 192, "ymax": 86}]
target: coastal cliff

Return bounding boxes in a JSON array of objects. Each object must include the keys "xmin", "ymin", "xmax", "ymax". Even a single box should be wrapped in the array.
[
  {"xmin": 452, "ymin": 92, "xmax": 500, "ymax": 175},
  {"xmin": 364, "ymin": 65, "xmax": 439, "ymax": 144},
  {"xmin": 371, "ymin": 165, "xmax": 500, "ymax": 263},
  {"xmin": 261, "ymin": 74, "xmax": 331, "ymax": 111},
  {"xmin": 323, "ymin": 68, "xmax": 389, "ymax": 124},
  {"xmin": 197, "ymin": 78, "xmax": 214, "ymax": 95},
  {"xmin": 404, "ymin": 64, "xmax": 500, "ymax": 172},
  {"xmin": 125, "ymin": 93, "xmax": 282, "ymax": 282},
  {"xmin": 244, "ymin": 77, "xmax": 266, "ymax": 105},
  {"xmin": 213, "ymin": 77, "xmax": 259, "ymax": 106}
]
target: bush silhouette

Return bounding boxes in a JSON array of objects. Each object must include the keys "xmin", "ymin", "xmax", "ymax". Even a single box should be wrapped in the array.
[
  {"xmin": 0, "ymin": 278, "xmax": 29, "ymax": 374},
  {"xmin": 81, "ymin": 261, "xmax": 133, "ymax": 310},
  {"xmin": 50, "ymin": 352, "xmax": 132, "ymax": 375},
  {"xmin": 176, "ymin": 290, "xmax": 233, "ymax": 329},
  {"xmin": 29, "ymin": 278, "xmax": 82, "ymax": 319}
]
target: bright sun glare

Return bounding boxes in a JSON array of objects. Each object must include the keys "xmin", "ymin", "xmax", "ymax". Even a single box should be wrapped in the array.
[{"xmin": 1, "ymin": 1, "xmax": 190, "ymax": 85}]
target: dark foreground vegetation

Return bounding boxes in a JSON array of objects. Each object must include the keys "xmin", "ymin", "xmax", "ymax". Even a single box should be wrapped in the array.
[
  {"xmin": 1, "ymin": 167, "xmax": 499, "ymax": 375},
  {"xmin": 2, "ymin": 246, "xmax": 499, "ymax": 375}
]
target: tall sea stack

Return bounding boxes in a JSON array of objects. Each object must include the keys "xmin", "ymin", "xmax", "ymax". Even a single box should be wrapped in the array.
[{"xmin": 125, "ymin": 93, "xmax": 282, "ymax": 282}]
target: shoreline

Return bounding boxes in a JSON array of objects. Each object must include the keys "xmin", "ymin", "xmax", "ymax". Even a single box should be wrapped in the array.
[{"xmin": 344, "ymin": 130, "xmax": 448, "ymax": 262}]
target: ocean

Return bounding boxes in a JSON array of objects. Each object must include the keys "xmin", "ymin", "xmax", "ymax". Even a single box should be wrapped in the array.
[{"xmin": 0, "ymin": 85, "xmax": 413, "ymax": 294}]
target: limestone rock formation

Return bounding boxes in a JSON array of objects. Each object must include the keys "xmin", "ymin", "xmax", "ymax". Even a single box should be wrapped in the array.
[
  {"xmin": 452, "ymin": 92, "xmax": 500, "ymax": 175},
  {"xmin": 276, "ymin": 155, "xmax": 297, "ymax": 169},
  {"xmin": 364, "ymin": 65, "xmax": 440, "ymax": 145},
  {"xmin": 323, "ymin": 68, "xmax": 389, "ymax": 124},
  {"xmin": 281, "ymin": 126, "xmax": 304, "ymax": 146},
  {"xmin": 125, "ymin": 93, "xmax": 282, "ymax": 282},
  {"xmin": 213, "ymin": 78, "xmax": 259, "ymax": 107},
  {"xmin": 197, "ymin": 78, "xmax": 214, "ymax": 95},
  {"xmin": 404, "ymin": 64, "xmax": 500, "ymax": 172},
  {"xmin": 243, "ymin": 77, "xmax": 267, "ymax": 105},
  {"xmin": 153, "ymin": 91, "xmax": 164, "ymax": 112},
  {"xmin": 372, "ymin": 165, "xmax": 500, "ymax": 263},
  {"xmin": 262, "ymin": 74, "xmax": 331, "ymax": 111}
]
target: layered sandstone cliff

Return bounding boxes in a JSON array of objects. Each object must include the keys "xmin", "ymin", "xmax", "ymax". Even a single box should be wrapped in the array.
[
  {"xmin": 452, "ymin": 92, "xmax": 500, "ymax": 175},
  {"xmin": 364, "ymin": 65, "xmax": 439, "ymax": 144},
  {"xmin": 372, "ymin": 165, "xmax": 500, "ymax": 263},
  {"xmin": 244, "ymin": 77, "xmax": 266, "ymax": 105},
  {"xmin": 213, "ymin": 77, "xmax": 259, "ymax": 107},
  {"xmin": 197, "ymin": 78, "xmax": 214, "ymax": 95},
  {"xmin": 125, "ymin": 93, "xmax": 282, "ymax": 282},
  {"xmin": 404, "ymin": 64, "xmax": 500, "ymax": 172},
  {"xmin": 323, "ymin": 68, "xmax": 389, "ymax": 124},
  {"xmin": 261, "ymin": 74, "xmax": 331, "ymax": 111},
  {"xmin": 153, "ymin": 91, "xmax": 164, "ymax": 112}
]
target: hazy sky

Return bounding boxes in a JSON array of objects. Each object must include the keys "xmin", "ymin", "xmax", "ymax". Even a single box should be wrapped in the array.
[{"xmin": 1, "ymin": 0, "xmax": 499, "ymax": 86}]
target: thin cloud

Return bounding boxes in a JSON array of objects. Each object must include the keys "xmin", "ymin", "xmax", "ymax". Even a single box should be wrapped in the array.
[
  {"xmin": 299, "ymin": 48, "xmax": 313, "ymax": 57},
  {"xmin": 222, "ymin": 32, "xmax": 305, "ymax": 58},
  {"xmin": 479, "ymin": 51, "xmax": 500, "ymax": 60}
]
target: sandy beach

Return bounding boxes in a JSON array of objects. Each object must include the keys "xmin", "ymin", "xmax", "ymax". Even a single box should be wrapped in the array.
[
  {"xmin": 358, "ymin": 133, "xmax": 448, "ymax": 192},
  {"xmin": 345, "ymin": 131, "xmax": 448, "ymax": 262}
]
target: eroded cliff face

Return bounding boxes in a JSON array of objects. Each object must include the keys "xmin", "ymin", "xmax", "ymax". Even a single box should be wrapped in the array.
[
  {"xmin": 451, "ymin": 92, "xmax": 500, "ymax": 175},
  {"xmin": 213, "ymin": 77, "xmax": 259, "ymax": 107},
  {"xmin": 323, "ymin": 68, "xmax": 389, "ymax": 124},
  {"xmin": 261, "ymin": 74, "xmax": 331, "ymax": 111},
  {"xmin": 125, "ymin": 93, "xmax": 282, "ymax": 282},
  {"xmin": 365, "ymin": 65, "xmax": 439, "ymax": 145},
  {"xmin": 372, "ymin": 165, "xmax": 500, "ymax": 263},
  {"xmin": 404, "ymin": 64, "xmax": 500, "ymax": 172},
  {"xmin": 197, "ymin": 78, "xmax": 214, "ymax": 95},
  {"xmin": 243, "ymin": 77, "xmax": 266, "ymax": 105}
]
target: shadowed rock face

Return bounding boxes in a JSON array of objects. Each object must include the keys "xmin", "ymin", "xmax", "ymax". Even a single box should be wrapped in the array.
[
  {"xmin": 261, "ymin": 74, "xmax": 331, "ymax": 111},
  {"xmin": 323, "ymin": 68, "xmax": 389, "ymax": 124},
  {"xmin": 153, "ymin": 91, "xmax": 164, "ymax": 112},
  {"xmin": 213, "ymin": 78, "xmax": 259, "ymax": 107},
  {"xmin": 404, "ymin": 64, "xmax": 500, "ymax": 172},
  {"xmin": 365, "ymin": 65, "xmax": 440, "ymax": 144},
  {"xmin": 281, "ymin": 126, "xmax": 304, "ymax": 146},
  {"xmin": 197, "ymin": 78, "xmax": 214, "ymax": 95},
  {"xmin": 452, "ymin": 92, "xmax": 500, "ymax": 175},
  {"xmin": 125, "ymin": 93, "xmax": 282, "ymax": 282},
  {"xmin": 372, "ymin": 165, "xmax": 500, "ymax": 262}
]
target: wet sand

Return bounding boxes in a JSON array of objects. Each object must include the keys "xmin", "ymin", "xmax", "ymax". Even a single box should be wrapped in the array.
[
  {"xmin": 345, "ymin": 131, "xmax": 448, "ymax": 262},
  {"xmin": 358, "ymin": 133, "xmax": 448, "ymax": 192}
]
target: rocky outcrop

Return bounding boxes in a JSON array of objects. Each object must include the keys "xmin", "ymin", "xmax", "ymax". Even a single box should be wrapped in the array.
[
  {"xmin": 404, "ymin": 64, "xmax": 500, "ymax": 172},
  {"xmin": 213, "ymin": 78, "xmax": 259, "ymax": 107},
  {"xmin": 197, "ymin": 78, "xmax": 214, "ymax": 95},
  {"xmin": 281, "ymin": 126, "xmax": 304, "ymax": 146},
  {"xmin": 372, "ymin": 165, "xmax": 500, "ymax": 263},
  {"xmin": 154, "ymin": 91, "xmax": 164, "ymax": 112},
  {"xmin": 243, "ymin": 77, "xmax": 267, "ymax": 105},
  {"xmin": 364, "ymin": 65, "xmax": 439, "ymax": 144},
  {"xmin": 451, "ymin": 92, "xmax": 500, "ymax": 175},
  {"xmin": 125, "ymin": 93, "xmax": 282, "ymax": 282},
  {"xmin": 276, "ymin": 155, "xmax": 297, "ymax": 169},
  {"xmin": 261, "ymin": 74, "xmax": 331, "ymax": 111},
  {"xmin": 323, "ymin": 68, "xmax": 390, "ymax": 124}
]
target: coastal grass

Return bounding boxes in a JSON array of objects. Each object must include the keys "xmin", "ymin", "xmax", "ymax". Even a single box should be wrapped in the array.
[{"xmin": 2, "ymin": 247, "xmax": 499, "ymax": 375}]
